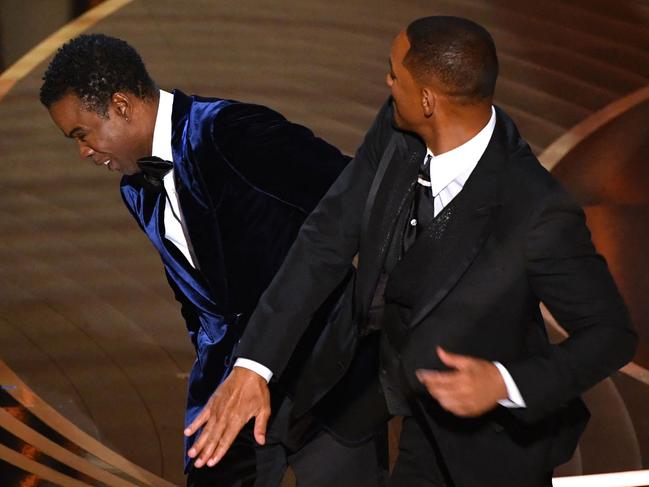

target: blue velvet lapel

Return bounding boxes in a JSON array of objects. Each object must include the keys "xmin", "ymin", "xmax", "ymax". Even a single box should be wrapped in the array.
[
  {"xmin": 120, "ymin": 175, "xmax": 226, "ymax": 319},
  {"xmin": 170, "ymin": 90, "xmax": 232, "ymax": 311}
]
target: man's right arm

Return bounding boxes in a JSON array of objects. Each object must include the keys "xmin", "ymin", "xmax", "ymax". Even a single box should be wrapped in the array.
[{"xmin": 236, "ymin": 97, "xmax": 395, "ymax": 376}]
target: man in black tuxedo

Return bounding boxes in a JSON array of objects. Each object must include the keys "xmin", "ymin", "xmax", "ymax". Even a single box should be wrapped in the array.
[
  {"xmin": 186, "ymin": 17, "xmax": 637, "ymax": 487},
  {"xmin": 41, "ymin": 34, "xmax": 387, "ymax": 487}
]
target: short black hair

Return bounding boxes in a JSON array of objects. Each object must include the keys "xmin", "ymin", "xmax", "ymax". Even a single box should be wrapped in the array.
[
  {"xmin": 404, "ymin": 16, "xmax": 498, "ymax": 103},
  {"xmin": 40, "ymin": 33, "xmax": 156, "ymax": 116}
]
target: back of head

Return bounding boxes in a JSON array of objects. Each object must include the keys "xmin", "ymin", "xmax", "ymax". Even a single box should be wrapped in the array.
[
  {"xmin": 404, "ymin": 16, "xmax": 498, "ymax": 104},
  {"xmin": 40, "ymin": 33, "xmax": 156, "ymax": 116}
]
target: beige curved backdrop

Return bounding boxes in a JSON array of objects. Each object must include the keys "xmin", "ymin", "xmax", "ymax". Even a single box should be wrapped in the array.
[{"xmin": 1, "ymin": 0, "xmax": 648, "ymax": 485}]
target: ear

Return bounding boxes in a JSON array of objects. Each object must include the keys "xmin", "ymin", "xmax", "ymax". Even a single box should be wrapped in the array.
[
  {"xmin": 111, "ymin": 92, "xmax": 132, "ymax": 122},
  {"xmin": 421, "ymin": 87, "xmax": 435, "ymax": 117}
]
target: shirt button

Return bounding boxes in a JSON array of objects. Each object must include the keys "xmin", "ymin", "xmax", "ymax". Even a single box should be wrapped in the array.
[{"xmin": 410, "ymin": 219, "xmax": 417, "ymax": 226}]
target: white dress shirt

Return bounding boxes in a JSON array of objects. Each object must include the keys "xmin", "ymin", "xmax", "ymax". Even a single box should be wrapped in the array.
[
  {"xmin": 423, "ymin": 106, "xmax": 525, "ymax": 408},
  {"xmin": 428, "ymin": 107, "xmax": 494, "ymax": 217},
  {"xmin": 152, "ymin": 89, "xmax": 197, "ymax": 268}
]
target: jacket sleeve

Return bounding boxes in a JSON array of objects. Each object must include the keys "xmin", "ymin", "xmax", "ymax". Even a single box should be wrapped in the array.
[
  {"xmin": 235, "ymin": 99, "xmax": 394, "ymax": 376},
  {"xmin": 504, "ymin": 187, "xmax": 637, "ymax": 421},
  {"xmin": 211, "ymin": 102, "xmax": 350, "ymax": 214}
]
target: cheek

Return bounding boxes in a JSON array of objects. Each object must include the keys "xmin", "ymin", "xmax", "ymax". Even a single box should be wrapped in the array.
[
  {"xmin": 98, "ymin": 126, "xmax": 129, "ymax": 156},
  {"xmin": 390, "ymin": 87, "xmax": 402, "ymax": 107}
]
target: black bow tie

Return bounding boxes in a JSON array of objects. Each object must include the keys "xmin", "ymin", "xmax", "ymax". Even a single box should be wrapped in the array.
[{"xmin": 137, "ymin": 156, "xmax": 173, "ymax": 189}]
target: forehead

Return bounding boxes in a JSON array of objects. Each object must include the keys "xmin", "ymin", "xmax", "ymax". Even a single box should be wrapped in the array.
[
  {"xmin": 49, "ymin": 92, "xmax": 83, "ymax": 117},
  {"xmin": 48, "ymin": 93, "xmax": 102, "ymax": 134},
  {"xmin": 390, "ymin": 31, "xmax": 410, "ymax": 67}
]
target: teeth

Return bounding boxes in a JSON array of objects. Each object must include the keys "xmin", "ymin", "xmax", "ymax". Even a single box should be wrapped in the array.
[{"xmin": 103, "ymin": 160, "xmax": 110, "ymax": 166}]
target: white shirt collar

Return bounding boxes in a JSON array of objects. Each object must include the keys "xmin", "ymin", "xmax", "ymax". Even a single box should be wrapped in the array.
[
  {"xmin": 428, "ymin": 106, "xmax": 496, "ymax": 196},
  {"xmin": 151, "ymin": 89, "xmax": 174, "ymax": 162}
]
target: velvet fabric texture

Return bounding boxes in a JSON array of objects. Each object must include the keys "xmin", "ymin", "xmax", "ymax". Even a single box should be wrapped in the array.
[{"xmin": 120, "ymin": 90, "xmax": 349, "ymax": 469}]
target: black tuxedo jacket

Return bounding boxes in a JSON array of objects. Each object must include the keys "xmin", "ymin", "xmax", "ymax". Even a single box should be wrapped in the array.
[{"xmin": 238, "ymin": 98, "xmax": 637, "ymax": 485}]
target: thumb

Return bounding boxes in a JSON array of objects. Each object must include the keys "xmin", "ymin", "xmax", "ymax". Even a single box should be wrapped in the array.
[{"xmin": 253, "ymin": 408, "xmax": 270, "ymax": 446}]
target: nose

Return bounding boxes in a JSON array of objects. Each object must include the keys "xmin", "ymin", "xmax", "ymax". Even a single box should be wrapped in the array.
[
  {"xmin": 78, "ymin": 142, "xmax": 94, "ymax": 160},
  {"xmin": 386, "ymin": 72, "xmax": 394, "ymax": 88}
]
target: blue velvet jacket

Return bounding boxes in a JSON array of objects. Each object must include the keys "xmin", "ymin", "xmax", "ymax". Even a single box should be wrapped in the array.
[{"xmin": 120, "ymin": 90, "xmax": 349, "ymax": 467}]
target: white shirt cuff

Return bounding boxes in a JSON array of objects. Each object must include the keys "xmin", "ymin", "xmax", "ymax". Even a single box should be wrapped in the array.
[
  {"xmin": 233, "ymin": 358, "xmax": 273, "ymax": 383},
  {"xmin": 493, "ymin": 361, "xmax": 526, "ymax": 408}
]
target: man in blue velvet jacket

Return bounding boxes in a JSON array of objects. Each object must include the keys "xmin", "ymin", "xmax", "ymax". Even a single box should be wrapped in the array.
[{"xmin": 41, "ymin": 34, "xmax": 386, "ymax": 487}]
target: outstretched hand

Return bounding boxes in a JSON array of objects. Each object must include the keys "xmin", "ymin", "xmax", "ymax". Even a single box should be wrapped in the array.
[
  {"xmin": 184, "ymin": 366, "xmax": 271, "ymax": 468},
  {"xmin": 416, "ymin": 347, "xmax": 507, "ymax": 417}
]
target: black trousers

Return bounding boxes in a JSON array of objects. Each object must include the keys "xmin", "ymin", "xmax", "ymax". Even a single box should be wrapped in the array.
[
  {"xmin": 187, "ymin": 398, "xmax": 388, "ymax": 487},
  {"xmin": 389, "ymin": 416, "xmax": 448, "ymax": 487},
  {"xmin": 389, "ymin": 416, "xmax": 554, "ymax": 487}
]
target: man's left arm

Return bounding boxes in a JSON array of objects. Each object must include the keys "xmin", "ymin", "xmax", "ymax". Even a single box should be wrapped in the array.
[
  {"xmin": 417, "ymin": 188, "xmax": 637, "ymax": 419},
  {"xmin": 502, "ymin": 188, "xmax": 637, "ymax": 421}
]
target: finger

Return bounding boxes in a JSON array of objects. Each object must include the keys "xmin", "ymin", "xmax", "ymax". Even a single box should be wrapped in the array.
[
  {"xmin": 416, "ymin": 369, "xmax": 458, "ymax": 388},
  {"xmin": 439, "ymin": 400, "xmax": 471, "ymax": 417},
  {"xmin": 437, "ymin": 346, "xmax": 472, "ymax": 370},
  {"xmin": 185, "ymin": 406, "xmax": 211, "ymax": 437},
  {"xmin": 187, "ymin": 416, "xmax": 216, "ymax": 460},
  {"xmin": 207, "ymin": 419, "xmax": 246, "ymax": 466},
  {"xmin": 196, "ymin": 408, "xmax": 234, "ymax": 462},
  {"xmin": 417, "ymin": 372, "xmax": 447, "ymax": 399},
  {"xmin": 417, "ymin": 370, "xmax": 470, "ymax": 403},
  {"xmin": 195, "ymin": 431, "xmax": 220, "ymax": 469},
  {"xmin": 434, "ymin": 389, "xmax": 480, "ymax": 416},
  {"xmin": 195, "ymin": 409, "xmax": 238, "ymax": 467},
  {"xmin": 253, "ymin": 407, "xmax": 270, "ymax": 446}
]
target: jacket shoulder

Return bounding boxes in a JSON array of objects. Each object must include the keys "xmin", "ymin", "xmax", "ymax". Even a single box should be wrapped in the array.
[
  {"xmin": 506, "ymin": 151, "xmax": 573, "ymax": 208},
  {"xmin": 208, "ymin": 101, "xmax": 350, "ymax": 213},
  {"xmin": 493, "ymin": 107, "xmax": 573, "ymax": 210}
]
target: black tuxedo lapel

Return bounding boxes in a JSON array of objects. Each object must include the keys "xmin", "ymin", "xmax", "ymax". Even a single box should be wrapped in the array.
[
  {"xmin": 170, "ymin": 90, "xmax": 230, "ymax": 308},
  {"xmin": 356, "ymin": 131, "xmax": 425, "ymax": 321},
  {"xmin": 387, "ymin": 120, "xmax": 508, "ymax": 330}
]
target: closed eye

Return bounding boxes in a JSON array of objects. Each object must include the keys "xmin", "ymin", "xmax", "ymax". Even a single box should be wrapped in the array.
[{"xmin": 67, "ymin": 127, "xmax": 86, "ymax": 141}]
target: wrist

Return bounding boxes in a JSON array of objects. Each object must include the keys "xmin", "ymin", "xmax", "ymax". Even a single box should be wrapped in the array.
[{"xmin": 233, "ymin": 365, "xmax": 266, "ymax": 384}]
